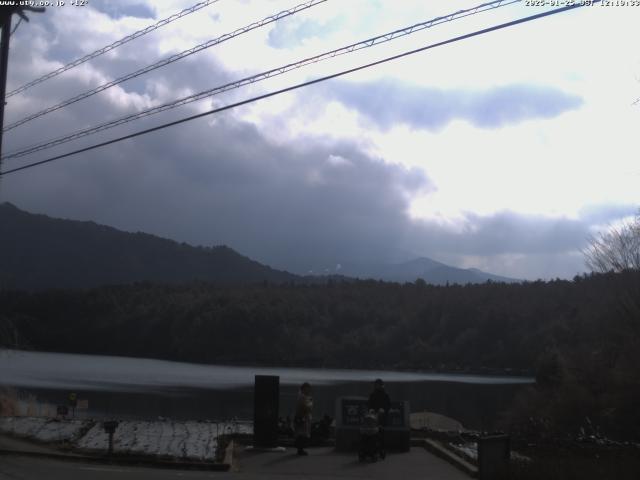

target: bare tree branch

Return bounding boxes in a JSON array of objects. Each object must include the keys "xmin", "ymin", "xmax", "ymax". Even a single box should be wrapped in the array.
[{"xmin": 583, "ymin": 211, "xmax": 640, "ymax": 273}]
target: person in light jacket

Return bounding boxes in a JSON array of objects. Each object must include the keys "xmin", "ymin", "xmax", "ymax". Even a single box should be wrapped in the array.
[{"xmin": 294, "ymin": 382, "xmax": 313, "ymax": 456}]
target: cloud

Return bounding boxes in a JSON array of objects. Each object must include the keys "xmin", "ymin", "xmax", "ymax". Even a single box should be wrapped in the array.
[
  {"xmin": 398, "ymin": 210, "xmax": 636, "ymax": 280},
  {"xmin": 578, "ymin": 204, "xmax": 639, "ymax": 227},
  {"xmin": 267, "ymin": 16, "xmax": 342, "ymax": 49},
  {"xmin": 2, "ymin": 113, "xmax": 431, "ymax": 273},
  {"xmin": 89, "ymin": 0, "xmax": 156, "ymax": 20},
  {"xmin": 448, "ymin": 252, "xmax": 587, "ymax": 282},
  {"xmin": 411, "ymin": 211, "xmax": 591, "ymax": 257},
  {"xmin": 325, "ymin": 79, "xmax": 583, "ymax": 131}
]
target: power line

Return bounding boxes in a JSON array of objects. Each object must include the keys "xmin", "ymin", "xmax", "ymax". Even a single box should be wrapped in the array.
[
  {"xmin": 3, "ymin": 0, "xmax": 327, "ymax": 132},
  {"xmin": 2, "ymin": 0, "xmax": 520, "ymax": 162},
  {"xmin": 0, "ymin": 2, "xmax": 597, "ymax": 178},
  {"xmin": 6, "ymin": 0, "xmax": 221, "ymax": 98}
]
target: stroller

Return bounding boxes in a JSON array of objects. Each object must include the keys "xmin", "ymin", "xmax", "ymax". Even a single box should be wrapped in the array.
[{"xmin": 358, "ymin": 409, "xmax": 386, "ymax": 462}]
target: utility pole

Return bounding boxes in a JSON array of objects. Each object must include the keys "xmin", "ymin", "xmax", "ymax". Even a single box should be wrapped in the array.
[
  {"xmin": 0, "ymin": 10, "xmax": 12, "ymax": 170},
  {"xmin": 0, "ymin": 6, "xmax": 45, "ymax": 174}
]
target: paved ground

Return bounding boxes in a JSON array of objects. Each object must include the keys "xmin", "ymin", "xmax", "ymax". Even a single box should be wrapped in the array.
[
  {"xmin": 0, "ymin": 433, "xmax": 78, "ymax": 455},
  {"xmin": 232, "ymin": 445, "xmax": 471, "ymax": 479},
  {"xmin": 0, "ymin": 455, "xmax": 223, "ymax": 480},
  {"xmin": 0, "ymin": 432, "xmax": 471, "ymax": 480},
  {"xmin": 0, "ymin": 446, "xmax": 471, "ymax": 480}
]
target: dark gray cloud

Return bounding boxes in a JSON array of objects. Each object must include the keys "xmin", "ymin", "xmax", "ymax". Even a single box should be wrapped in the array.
[
  {"xmin": 3, "ymin": 21, "xmax": 235, "ymax": 147},
  {"xmin": 2, "ymin": 112, "xmax": 431, "ymax": 273},
  {"xmin": 325, "ymin": 79, "xmax": 583, "ymax": 130},
  {"xmin": 89, "ymin": 0, "xmax": 156, "ymax": 20},
  {"xmin": 410, "ymin": 212, "xmax": 592, "ymax": 257},
  {"xmin": 1, "ymin": 16, "xmax": 432, "ymax": 273}
]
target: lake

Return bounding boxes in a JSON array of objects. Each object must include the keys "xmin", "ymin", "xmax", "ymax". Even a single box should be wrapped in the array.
[{"xmin": 0, "ymin": 349, "xmax": 533, "ymax": 430}]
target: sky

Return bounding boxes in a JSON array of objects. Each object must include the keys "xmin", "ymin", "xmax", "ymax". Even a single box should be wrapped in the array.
[{"xmin": 1, "ymin": 0, "xmax": 639, "ymax": 280}]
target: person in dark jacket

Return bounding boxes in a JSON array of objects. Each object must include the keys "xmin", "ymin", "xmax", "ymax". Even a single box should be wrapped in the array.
[
  {"xmin": 294, "ymin": 382, "xmax": 313, "ymax": 456},
  {"xmin": 368, "ymin": 379, "xmax": 390, "ymax": 454},
  {"xmin": 368, "ymin": 378, "xmax": 391, "ymax": 422}
]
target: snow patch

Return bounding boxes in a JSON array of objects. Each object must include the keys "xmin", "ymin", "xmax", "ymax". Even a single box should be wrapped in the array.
[
  {"xmin": 449, "ymin": 442, "xmax": 531, "ymax": 463},
  {"xmin": 1, "ymin": 416, "xmax": 252, "ymax": 461},
  {"xmin": 77, "ymin": 419, "xmax": 250, "ymax": 461}
]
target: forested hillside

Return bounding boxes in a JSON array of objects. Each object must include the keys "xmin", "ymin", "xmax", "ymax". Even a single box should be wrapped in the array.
[{"xmin": 0, "ymin": 202, "xmax": 298, "ymax": 289}]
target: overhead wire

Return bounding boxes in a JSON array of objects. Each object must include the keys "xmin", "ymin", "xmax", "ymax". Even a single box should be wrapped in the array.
[
  {"xmin": 6, "ymin": 0, "xmax": 222, "ymax": 98},
  {"xmin": 0, "ymin": 2, "xmax": 598, "ymax": 178},
  {"xmin": 2, "ymin": 0, "xmax": 520, "ymax": 162},
  {"xmin": 10, "ymin": 18, "xmax": 23, "ymax": 36},
  {"xmin": 2, "ymin": 0, "xmax": 327, "ymax": 132}
]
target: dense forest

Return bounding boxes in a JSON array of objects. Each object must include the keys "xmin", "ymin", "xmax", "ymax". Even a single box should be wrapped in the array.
[
  {"xmin": 2, "ymin": 271, "xmax": 638, "ymax": 371},
  {"xmin": 2, "ymin": 270, "xmax": 640, "ymax": 439}
]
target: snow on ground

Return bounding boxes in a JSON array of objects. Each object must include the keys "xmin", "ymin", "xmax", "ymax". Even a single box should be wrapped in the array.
[
  {"xmin": 78, "ymin": 419, "xmax": 252, "ymax": 461},
  {"xmin": 449, "ymin": 442, "xmax": 531, "ymax": 463},
  {"xmin": 410, "ymin": 411, "xmax": 465, "ymax": 431},
  {"xmin": 0, "ymin": 416, "xmax": 91, "ymax": 443},
  {"xmin": 450, "ymin": 442, "xmax": 478, "ymax": 460},
  {"xmin": 0, "ymin": 416, "xmax": 253, "ymax": 462}
]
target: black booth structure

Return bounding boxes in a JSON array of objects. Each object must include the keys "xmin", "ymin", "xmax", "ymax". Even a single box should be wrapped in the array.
[{"xmin": 253, "ymin": 375, "xmax": 280, "ymax": 449}]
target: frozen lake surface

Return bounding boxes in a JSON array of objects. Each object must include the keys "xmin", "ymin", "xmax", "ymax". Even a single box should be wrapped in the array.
[
  {"xmin": 0, "ymin": 350, "xmax": 533, "ymax": 429},
  {"xmin": 0, "ymin": 349, "xmax": 532, "ymax": 393}
]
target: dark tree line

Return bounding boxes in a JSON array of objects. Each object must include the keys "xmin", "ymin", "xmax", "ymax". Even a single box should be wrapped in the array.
[{"xmin": 0, "ymin": 271, "xmax": 637, "ymax": 372}]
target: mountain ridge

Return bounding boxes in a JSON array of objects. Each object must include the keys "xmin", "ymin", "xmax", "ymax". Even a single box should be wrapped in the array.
[
  {"xmin": 0, "ymin": 202, "xmax": 298, "ymax": 290},
  {"xmin": 0, "ymin": 202, "xmax": 519, "ymax": 289},
  {"xmin": 326, "ymin": 257, "xmax": 520, "ymax": 285}
]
